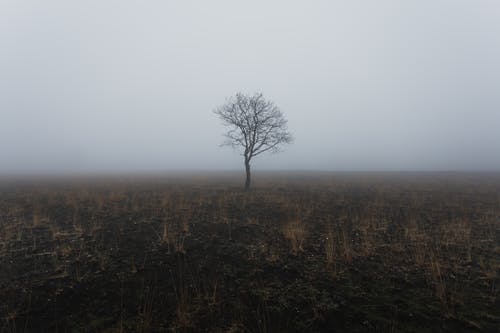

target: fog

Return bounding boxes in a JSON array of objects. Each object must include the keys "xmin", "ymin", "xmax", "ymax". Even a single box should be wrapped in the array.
[{"xmin": 1, "ymin": 0, "xmax": 499, "ymax": 173}]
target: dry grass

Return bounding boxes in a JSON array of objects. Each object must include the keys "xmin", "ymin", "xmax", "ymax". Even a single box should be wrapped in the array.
[
  {"xmin": 325, "ymin": 227, "xmax": 337, "ymax": 275},
  {"xmin": 429, "ymin": 250, "xmax": 447, "ymax": 304},
  {"xmin": 283, "ymin": 219, "xmax": 307, "ymax": 255},
  {"xmin": 0, "ymin": 173, "xmax": 498, "ymax": 332}
]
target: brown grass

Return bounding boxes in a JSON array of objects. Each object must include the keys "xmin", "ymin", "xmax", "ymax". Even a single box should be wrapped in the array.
[
  {"xmin": 283, "ymin": 219, "xmax": 307, "ymax": 255},
  {"xmin": 0, "ymin": 173, "xmax": 498, "ymax": 332}
]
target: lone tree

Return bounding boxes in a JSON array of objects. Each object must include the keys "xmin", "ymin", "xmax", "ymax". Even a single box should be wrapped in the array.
[{"xmin": 214, "ymin": 92, "xmax": 293, "ymax": 191}]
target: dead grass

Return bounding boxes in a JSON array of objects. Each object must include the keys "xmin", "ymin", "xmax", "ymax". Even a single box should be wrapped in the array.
[
  {"xmin": 325, "ymin": 227, "xmax": 337, "ymax": 275},
  {"xmin": 0, "ymin": 173, "xmax": 498, "ymax": 332},
  {"xmin": 283, "ymin": 219, "xmax": 307, "ymax": 255}
]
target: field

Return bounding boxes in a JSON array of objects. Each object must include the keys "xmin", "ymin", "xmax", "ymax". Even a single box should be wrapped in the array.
[{"xmin": 0, "ymin": 172, "xmax": 498, "ymax": 332}]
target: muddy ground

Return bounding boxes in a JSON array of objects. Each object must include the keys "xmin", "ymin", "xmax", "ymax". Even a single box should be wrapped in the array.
[{"xmin": 0, "ymin": 172, "xmax": 498, "ymax": 332}]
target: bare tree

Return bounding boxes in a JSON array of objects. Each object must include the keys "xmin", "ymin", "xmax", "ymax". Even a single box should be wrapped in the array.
[{"xmin": 214, "ymin": 92, "xmax": 293, "ymax": 191}]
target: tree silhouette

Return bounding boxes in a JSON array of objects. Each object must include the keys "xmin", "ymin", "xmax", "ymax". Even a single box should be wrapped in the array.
[{"xmin": 214, "ymin": 92, "xmax": 293, "ymax": 191}]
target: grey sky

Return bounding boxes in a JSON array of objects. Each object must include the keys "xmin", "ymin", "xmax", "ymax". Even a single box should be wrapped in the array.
[{"xmin": 1, "ymin": 0, "xmax": 499, "ymax": 172}]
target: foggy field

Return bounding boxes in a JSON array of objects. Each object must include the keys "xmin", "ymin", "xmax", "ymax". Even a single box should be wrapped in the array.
[
  {"xmin": 0, "ymin": 172, "xmax": 498, "ymax": 332},
  {"xmin": 2, "ymin": 1, "xmax": 500, "ymax": 332}
]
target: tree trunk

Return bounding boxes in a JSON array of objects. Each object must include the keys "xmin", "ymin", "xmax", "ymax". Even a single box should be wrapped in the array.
[{"xmin": 244, "ymin": 159, "xmax": 251, "ymax": 191}]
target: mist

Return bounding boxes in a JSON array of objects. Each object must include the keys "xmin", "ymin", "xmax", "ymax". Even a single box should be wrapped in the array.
[{"xmin": 1, "ymin": 0, "xmax": 499, "ymax": 173}]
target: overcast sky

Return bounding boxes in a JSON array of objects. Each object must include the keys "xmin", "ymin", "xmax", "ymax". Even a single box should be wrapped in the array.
[{"xmin": 1, "ymin": 0, "xmax": 499, "ymax": 173}]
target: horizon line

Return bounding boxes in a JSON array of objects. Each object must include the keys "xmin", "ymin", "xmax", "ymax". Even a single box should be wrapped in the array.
[{"xmin": 1, "ymin": 169, "xmax": 500, "ymax": 178}]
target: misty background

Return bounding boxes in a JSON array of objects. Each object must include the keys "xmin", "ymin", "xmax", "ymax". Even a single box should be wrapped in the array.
[{"xmin": 1, "ymin": 0, "xmax": 499, "ymax": 173}]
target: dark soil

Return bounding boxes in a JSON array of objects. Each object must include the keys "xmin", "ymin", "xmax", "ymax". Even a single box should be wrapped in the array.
[{"xmin": 0, "ymin": 172, "xmax": 498, "ymax": 332}]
